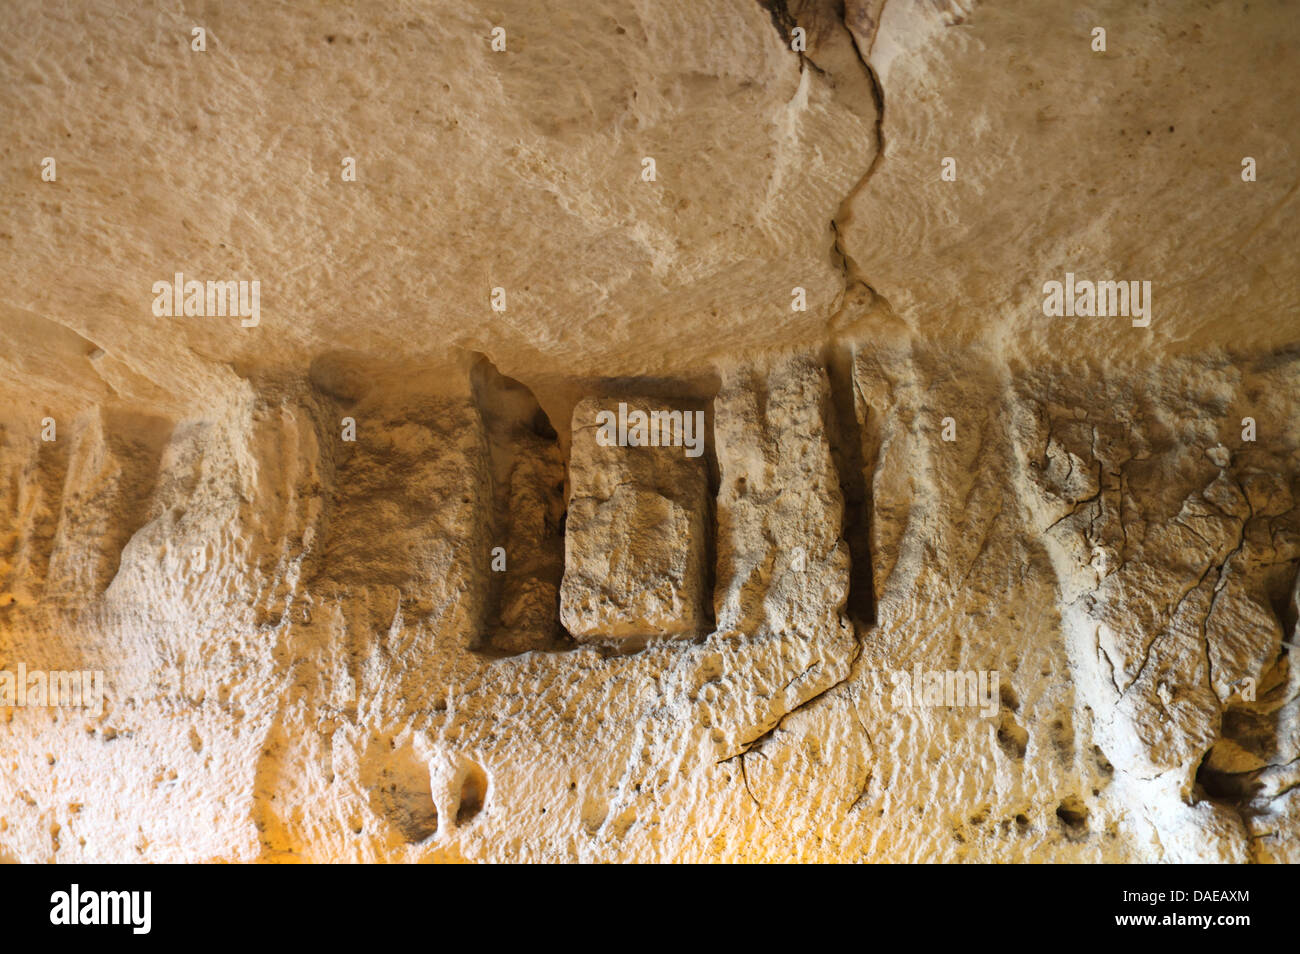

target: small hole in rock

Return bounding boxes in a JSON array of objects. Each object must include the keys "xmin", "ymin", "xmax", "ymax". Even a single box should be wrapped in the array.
[
  {"xmin": 456, "ymin": 762, "xmax": 488, "ymax": 825},
  {"xmin": 1056, "ymin": 796, "xmax": 1088, "ymax": 830}
]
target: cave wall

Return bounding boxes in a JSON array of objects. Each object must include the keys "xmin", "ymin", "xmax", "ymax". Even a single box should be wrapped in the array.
[{"xmin": 0, "ymin": 0, "xmax": 1297, "ymax": 862}]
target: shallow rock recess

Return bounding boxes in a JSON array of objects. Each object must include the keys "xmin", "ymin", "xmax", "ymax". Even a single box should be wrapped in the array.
[{"xmin": 0, "ymin": 0, "xmax": 1297, "ymax": 862}]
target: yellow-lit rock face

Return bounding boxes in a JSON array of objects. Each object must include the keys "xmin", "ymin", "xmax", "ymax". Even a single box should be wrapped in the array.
[{"xmin": 0, "ymin": 0, "xmax": 1296, "ymax": 862}]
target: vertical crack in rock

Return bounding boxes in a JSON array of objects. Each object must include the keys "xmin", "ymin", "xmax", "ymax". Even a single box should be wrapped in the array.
[
  {"xmin": 755, "ymin": 0, "xmax": 824, "ymax": 76},
  {"xmin": 754, "ymin": 0, "xmax": 888, "ymax": 301},
  {"xmin": 756, "ymin": 0, "xmax": 799, "ymax": 47},
  {"xmin": 752, "ymin": 0, "xmax": 889, "ymax": 631},
  {"xmin": 702, "ymin": 390, "xmax": 723, "ymax": 639},
  {"xmin": 830, "ymin": 2, "xmax": 887, "ymax": 293},
  {"xmin": 826, "ymin": 343, "xmax": 875, "ymax": 625}
]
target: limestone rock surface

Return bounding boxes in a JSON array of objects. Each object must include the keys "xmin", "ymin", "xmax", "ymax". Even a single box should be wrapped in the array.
[
  {"xmin": 0, "ymin": 0, "xmax": 1297, "ymax": 863},
  {"xmin": 561, "ymin": 396, "xmax": 713, "ymax": 640}
]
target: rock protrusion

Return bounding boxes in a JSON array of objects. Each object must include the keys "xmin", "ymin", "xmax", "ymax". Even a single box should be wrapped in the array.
[
  {"xmin": 713, "ymin": 354, "xmax": 850, "ymax": 634},
  {"xmin": 560, "ymin": 395, "xmax": 712, "ymax": 642}
]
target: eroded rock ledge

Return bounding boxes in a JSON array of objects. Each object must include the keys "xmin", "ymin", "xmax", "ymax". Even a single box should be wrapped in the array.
[{"xmin": 1, "ymin": 341, "xmax": 1296, "ymax": 862}]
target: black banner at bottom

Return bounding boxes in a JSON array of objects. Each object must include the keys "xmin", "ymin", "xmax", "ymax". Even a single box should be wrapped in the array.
[{"xmin": 0, "ymin": 863, "xmax": 1272, "ymax": 941}]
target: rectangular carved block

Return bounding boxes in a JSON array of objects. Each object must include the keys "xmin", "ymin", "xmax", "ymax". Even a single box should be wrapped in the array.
[
  {"xmin": 560, "ymin": 396, "xmax": 711, "ymax": 640},
  {"xmin": 323, "ymin": 394, "xmax": 493, "ymax": 637},
  {"xmin": 713, "ymin": 355, "xmax": 849, "ymax": 634}
]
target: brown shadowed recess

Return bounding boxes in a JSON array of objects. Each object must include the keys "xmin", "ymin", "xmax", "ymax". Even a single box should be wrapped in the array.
[
  {"xmin": 471, "ymin": 354, "xmax": 568, "ymax": 656},
  {"xmin": 826, "ymin": 344, "xmax": 875, "ymax": 626}
]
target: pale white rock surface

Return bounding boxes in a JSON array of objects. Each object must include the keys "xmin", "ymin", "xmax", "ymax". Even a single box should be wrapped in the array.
[
  {"xmin": 0, "ymin": 0, "xmax": 1297, "ymax": 862},
  {"xmin": 713, "ymin": 353, "xmax": 850, "ymax": 635}
]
